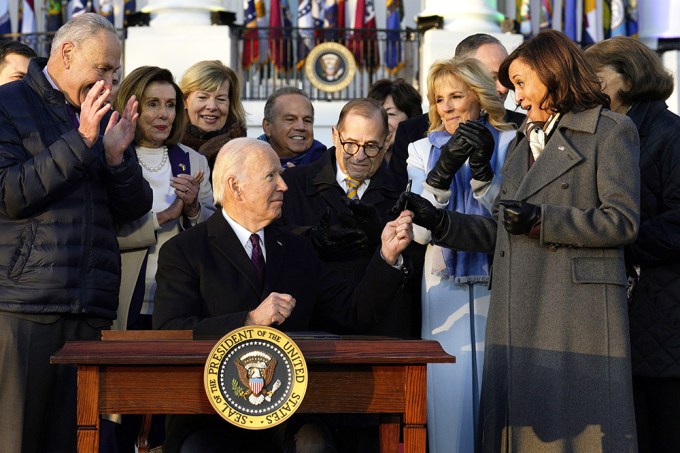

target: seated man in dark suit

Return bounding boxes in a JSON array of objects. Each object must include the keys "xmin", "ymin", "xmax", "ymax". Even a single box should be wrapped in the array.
[
  {"xmin": 389, "ymin": 33, "xmax": 526, "ymax": 187},
  {"xmin": 280, "ymin": 98, "xmax": 425, "ymax": 339},
  {"xmin": 153, "ymin": 137, "xmax": 413, "ymax": 452}
]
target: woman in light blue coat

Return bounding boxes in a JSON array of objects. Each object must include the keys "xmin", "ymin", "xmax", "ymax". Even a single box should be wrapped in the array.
[{"xmin": 406, "ymin": 57, "xmax": 516, "ymax": 453}]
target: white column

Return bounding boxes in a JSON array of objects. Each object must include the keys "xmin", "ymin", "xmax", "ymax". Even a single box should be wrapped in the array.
[
  {"xmin": 663, "ymin": 51, "xmax": 680, "ymax": 116},
  {"xmin": 141, "ymin": 0, "xmax": 224, "ymax": 26},
  {"xmin": 419, "ymin": 0, "xmax": 504, "ymax": 33},
  {"xmin": 124, "ymin": 0, "xmax": 231, "ymax": 80},
  {"xmin": 638, "ymin": 0, "xmax": 680, "ymax": 47}
]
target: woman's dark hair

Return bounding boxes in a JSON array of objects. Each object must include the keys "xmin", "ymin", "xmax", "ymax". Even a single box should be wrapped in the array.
[
  {"xmin": 367, "ymin": 79, "xmax": 423, "ymax": 119},
  {"xmin": 499, "ymin": 29, "xmax": 609, "ymax": 113},
  {"xmin": 114, "ymin": 66, "xmax": 188, "ymax": 145},
  {"xmin": 584, "ymin": 36, "xmax": 674, "ymax": 104}
]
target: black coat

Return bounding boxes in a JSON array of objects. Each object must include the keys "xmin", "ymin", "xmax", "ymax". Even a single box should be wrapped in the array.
[
  {"xmin": 389, "ymin": 109, "xmax": 526, "ymax": 188},
  {"xmin": 152, "ymin": 211, "xmax": 409, "ymax": 336},
  {"xmin": 627, "ymin": 100, "xmax": 680, "ymax": 377},
  {"xmin": 0, "ymin": 59, "xmax": 152, "ymax": 319},
  {"xmin": 280, "ymin": 149, "xmax": 424, "ymax": 337}
]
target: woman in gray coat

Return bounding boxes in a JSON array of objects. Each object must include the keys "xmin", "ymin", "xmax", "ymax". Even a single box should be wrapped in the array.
[{"xmin": 393, "ymin": 30, "xmax": 640, "ymax": 453}]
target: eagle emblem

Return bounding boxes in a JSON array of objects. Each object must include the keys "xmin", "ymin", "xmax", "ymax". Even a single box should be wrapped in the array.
[{"xmin": 234, "ymin": 351, "xmax": 281, "ymax": 405}]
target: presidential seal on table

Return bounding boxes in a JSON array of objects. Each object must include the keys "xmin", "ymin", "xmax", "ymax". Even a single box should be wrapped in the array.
[{"xmin": 204, "ymin": 326, "xmax": 308, "ymax": 429}]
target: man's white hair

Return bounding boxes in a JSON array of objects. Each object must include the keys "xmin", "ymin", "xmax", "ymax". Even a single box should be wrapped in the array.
[
  {"xmin": 50, "ymin": 12, "xmax": 117, "ymax": 56},
  {"xmin": 212, "ymin": 138, "xmax": 275, "ymax": 206}
]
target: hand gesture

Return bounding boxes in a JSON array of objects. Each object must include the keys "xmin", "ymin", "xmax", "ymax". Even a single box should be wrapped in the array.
[
  {"xmin": 103, "ymin": 95, "xmax": 139, "ymax": 166},
  {"xmin": 338, "ymin": 198, "xmax": 383, "ymax": 247},
  {"xmin": 458, "ymin": 121, "xmax": 496, "ymax": 182},
  {"xmin": 425, "ymin": 131, "xmax": 472, "ymax": 191},
  {"xmin": 77, "ymin": 80, "xmax": 111, "ymax": 149},
  {"xmin": 156, "ymin": 198, "xmax": 184, "ymax": 226},
  {"xmin": 390, "ymin": 191, "xmax": 448, "ymax": 234},
  {"xmin": 499, "ymin": 200, "xmax": 542, "ymax": 235},
  {"xmin": 380, "ymin": 210, "xmax": 414, "ymax": 265},
  {"xmin": 246, "ymin": 292, "xmax": 296, "ymax": 326},
  {"xmin": 308, "ymin": 208, "xmax": 368, "ymax": 260},
  {"xmin": 172, "ymin": 170, "xmax": 204, "ymax": 218}
]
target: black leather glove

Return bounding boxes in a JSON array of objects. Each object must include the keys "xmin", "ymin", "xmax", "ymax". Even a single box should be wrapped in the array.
[
  {"xmin": 308, "ymin": 208, "xmax": 369, "ymax": 260},
  {"xmin": 458, "ymin": 121, "xmax": 496, "ymax": 182},
  {"xmin": 425, "ymin": 132, "xmax": 472, "ymax": 191},
  {"xmin": 338, "ymin": 198, "xmax": 383, "ymax": 248},
  {"xmin": 390, "ymin": 191, "xmax": 449, "ymax": 236},
  {"xmin": 499, "ymin": 200, "xmax": 542, "ymax": 235}
]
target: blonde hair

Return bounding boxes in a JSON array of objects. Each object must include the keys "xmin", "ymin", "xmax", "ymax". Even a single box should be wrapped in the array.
[
  {"xmin": 179, "ymin": 60, "xmax": 247, "ymax": 131},
  {"xmin": 426, "ymin": 57, "xmax": 512, "ymax": 134},
  {"xmin": 212, "ymin": 138, "xmax": 273, "ymax": 206}
]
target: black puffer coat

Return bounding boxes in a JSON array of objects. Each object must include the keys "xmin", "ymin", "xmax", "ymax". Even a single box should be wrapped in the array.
[
  {"xmin": 0, "ymin": 59, "xmax": 152, "ymax": 319},
  {"xmin": 627, "ymin": 100, "xmax": 680, "ymax": 376}
]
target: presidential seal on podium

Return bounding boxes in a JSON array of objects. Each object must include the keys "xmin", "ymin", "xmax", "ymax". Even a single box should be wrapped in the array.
[
  {"xmin": 204, "ymin": 326, "xmax": 308, "ymax": 429},
  {"xmin": 305, "ymin": 42, "xmax": 357, "ymax": 93}
]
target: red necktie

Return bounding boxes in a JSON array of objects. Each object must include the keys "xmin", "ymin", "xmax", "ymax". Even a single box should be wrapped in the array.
[{"xmin": 249, "ymin": 234, "xmax": 265, "ymax": 284}]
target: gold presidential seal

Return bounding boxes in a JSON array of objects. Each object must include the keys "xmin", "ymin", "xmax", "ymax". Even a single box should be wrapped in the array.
[
  {"xmin": 204, "ymin": 326, "xmax": 308, "ymax": 429},
  {"xmin": 305, "ymin": 42, "xmax": 357, "ymax": 93}
]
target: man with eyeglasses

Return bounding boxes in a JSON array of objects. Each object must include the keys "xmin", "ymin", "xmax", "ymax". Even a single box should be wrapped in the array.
[
  {"xmin": 281, "ymin": 98, "xmax": 424, "ymax": 339},
  {"xmin": 280, "ymin": 97, "xmax": 425, "ymax": 450}
]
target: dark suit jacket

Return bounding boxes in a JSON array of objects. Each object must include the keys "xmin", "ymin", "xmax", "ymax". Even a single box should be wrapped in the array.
[
  {"xmin": 280, "ymin": 149, "xmax": 424, "ymax": 338},
  {"xmin": 152, "ymin": 211, "xmax": 408, "ymax": 337},
  {"xmin": 389, "ymin": 109, "xmax": 526, "ymax": 188}
]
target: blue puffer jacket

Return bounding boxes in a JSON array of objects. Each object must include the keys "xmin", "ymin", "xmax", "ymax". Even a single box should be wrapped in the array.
[{"xmin": 0, "ymin": 59, "xmax": 152, "ymax": 319}]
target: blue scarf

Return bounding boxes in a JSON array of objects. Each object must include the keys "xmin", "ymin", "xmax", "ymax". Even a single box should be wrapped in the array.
[{"xmin": 426, "ymin": 118, "xmax": 505, "ymax": 284}]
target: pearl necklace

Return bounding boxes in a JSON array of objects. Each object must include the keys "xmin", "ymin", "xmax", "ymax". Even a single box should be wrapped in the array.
[{"xmin": 137, "ymin": 146, "xmax": 168, "ymax": 172}]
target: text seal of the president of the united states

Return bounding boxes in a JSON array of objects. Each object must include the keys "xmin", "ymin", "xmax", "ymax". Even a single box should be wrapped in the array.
[{"xmin": 204, "ymin": 326, "xmax": 308, "ymax": 429}]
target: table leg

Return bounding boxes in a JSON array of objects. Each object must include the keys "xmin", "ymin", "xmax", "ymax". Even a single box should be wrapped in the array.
[
  {"xmin": 379, "ymin": 415, "xmax": 401, "ymax": 453},
  {"xmin": 403, "ymin": 365, "xmax": 427, "ymax": 453},
  {"xmin": 77, "ymin": 366, "xmax": 100, "ymax": 453}
]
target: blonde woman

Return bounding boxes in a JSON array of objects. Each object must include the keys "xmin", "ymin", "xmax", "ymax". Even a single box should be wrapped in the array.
[
  {"xmin": 406, "ymin": 57, "xmax": 516, "ymax": 453},
  {"xmin": 179, "ymin": 60, "xmax": 247, "ymax": 171}
]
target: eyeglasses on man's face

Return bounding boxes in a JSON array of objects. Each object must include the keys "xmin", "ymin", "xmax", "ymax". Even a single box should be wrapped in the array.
[{"xmin": 336, "ymin": 130, "xmax": 384, "ymax": 158}]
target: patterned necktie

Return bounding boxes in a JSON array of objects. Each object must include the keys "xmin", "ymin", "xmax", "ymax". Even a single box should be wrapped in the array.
[
  {"xmin": 345, "ymin": 177, "xmax": 360, "ymax": 200},
  {"xmin": 249, "ymin": 234, "xmax": 265, "ymax": 284}
]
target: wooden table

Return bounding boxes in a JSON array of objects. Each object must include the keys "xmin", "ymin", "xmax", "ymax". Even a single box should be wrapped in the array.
[{"xmin": 51, "ymin": 336, "xmax": 454, "ymax": 453}]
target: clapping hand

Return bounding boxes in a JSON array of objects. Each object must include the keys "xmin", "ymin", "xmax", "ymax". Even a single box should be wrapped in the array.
[
  {"xmin": 77, "ymin": 80, "xmax": 111, "ymax": 149},
  {"xmin": 172, "ymin": 170, "xmax": 204, "ymax": 218},
  {"xmin": 102, "ymin": 94, "xmax": 139, "ymax": 166},
  {"xmin": 458, "ymin": 121, "xmax": 496, "ymax": 182},
  {"xmin": 425, "ymin": 131, "xmax": 473, "ymax": 191}
]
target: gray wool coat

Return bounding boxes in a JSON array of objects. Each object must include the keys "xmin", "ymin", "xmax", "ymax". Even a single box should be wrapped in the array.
[{"xmin": 434, "ymin": 106, "xmax": 640, "ymax": 453}]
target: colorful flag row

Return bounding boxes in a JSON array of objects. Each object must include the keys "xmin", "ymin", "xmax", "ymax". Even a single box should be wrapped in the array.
[
  {"xmin": 515, "ymin": 0, "xmax": 638, "ymax": 43},
  {"xmin": 242, "ymin": 0, "xmax": 403, "ymax": 74},
  {"xmin": 0, "ymin": 0, "xmax": 137, "ymax": 37}
]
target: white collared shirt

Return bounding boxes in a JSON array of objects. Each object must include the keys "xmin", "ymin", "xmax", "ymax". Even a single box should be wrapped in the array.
[
  {"xmin": 335, "ymin": 167, "xmax": 370, "ymax": 199},
  {"xmin": 222, "ymin": 209, "xmax": 266, "ymax": 261}
]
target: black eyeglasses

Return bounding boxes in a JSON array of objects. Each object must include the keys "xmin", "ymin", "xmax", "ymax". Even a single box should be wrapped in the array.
[{"xmin": 336, "ymin": 130, "xmax": 384, "ymax": 158}]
